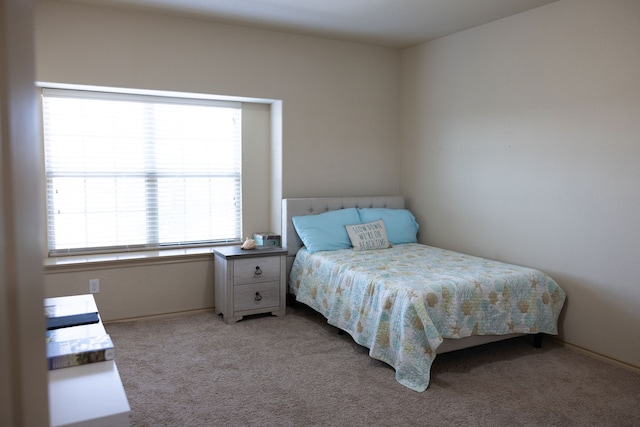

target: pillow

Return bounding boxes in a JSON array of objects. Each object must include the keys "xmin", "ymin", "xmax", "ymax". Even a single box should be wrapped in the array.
[
  {"xmin": 345, "ymin": 220, "xmax": 391, "ymax": 251},
  {"xmin": 357, "ymin": 208, "xmax": 419, "ymax": 244},
  {"xmin": 292, "ymin": 208, "xmax": 361, "ymax": 253}
]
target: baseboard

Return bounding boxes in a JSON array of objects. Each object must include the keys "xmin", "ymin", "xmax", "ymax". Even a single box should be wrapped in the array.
[
  {"xmin": 105, "ymin": 307, "xmax": 215, "ymax": 324},
  {"xmin": 549, "ymin": 336, "xmax": 640, "ymax": 375}
]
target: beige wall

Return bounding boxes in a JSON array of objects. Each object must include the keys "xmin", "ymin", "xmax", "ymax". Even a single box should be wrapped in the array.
[
  {"xmin": 34, "ymin": 0, "xmax": 401, "ymax": 320},
  {"xmin": 400, "ymin": 0, "xmax": 640, "ymax": 369},
  {"xmin": 34, "ymin": 0, "xmax": 401, "ymax": 199},
  {"xmin": 45, "ymin": 256, "xmax": 213, "ymax": 320}
]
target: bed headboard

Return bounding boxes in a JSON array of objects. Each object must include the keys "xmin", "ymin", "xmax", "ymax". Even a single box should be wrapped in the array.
[{"xmin": 281, "ymin": 196, "xmax": 405, "ymax": 279}]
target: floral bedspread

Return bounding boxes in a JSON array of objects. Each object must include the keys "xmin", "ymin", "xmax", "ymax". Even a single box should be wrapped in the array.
[{"xmin": 288, "ymin": 243, "xmax": 566, "ymax": 392}]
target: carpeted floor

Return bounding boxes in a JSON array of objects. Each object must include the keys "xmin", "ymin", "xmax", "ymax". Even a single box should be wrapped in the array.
[{"xmin": 106, "ymin": 302, "xmax": 640, "ymax": 426}]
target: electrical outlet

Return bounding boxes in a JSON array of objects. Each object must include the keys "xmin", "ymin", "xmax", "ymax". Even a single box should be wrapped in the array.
[{"xmin": 89, "ymin": 278, "xmax": 100, "ymax": 293}]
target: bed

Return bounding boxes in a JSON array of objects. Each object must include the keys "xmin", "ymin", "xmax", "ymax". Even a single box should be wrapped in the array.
[{"xmin": 282, "ymin": 196, "xmax": 566, "ymax": 392}]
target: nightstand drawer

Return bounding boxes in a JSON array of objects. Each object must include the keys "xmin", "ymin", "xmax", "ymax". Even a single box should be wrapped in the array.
[
  {"xmin": 233, "ymin": 256, "xmax": 281, "ymax": 285},
  {"xmin": 234, "ymin": 282, "xmax": 280, "ymax": 312}
]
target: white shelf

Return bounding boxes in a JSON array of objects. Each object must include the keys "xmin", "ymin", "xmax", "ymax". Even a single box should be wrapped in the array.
[
  {"xmin": 46, "ymin": 295, "xmax": 130, "ymax": 427},
  {"xmin": 49, "ymin": 360, "xmax": 130, "ymax": 427}
]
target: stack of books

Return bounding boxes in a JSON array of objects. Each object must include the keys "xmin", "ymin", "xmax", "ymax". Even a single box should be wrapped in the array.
[{"xmin": 45, "ymin": 294, "xmax": 114, "ymax": 370}]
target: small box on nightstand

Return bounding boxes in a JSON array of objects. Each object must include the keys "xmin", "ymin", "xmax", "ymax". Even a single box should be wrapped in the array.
[{"xmin": 252, "ymin": 232, "xmax": 281, "ymax": 247}]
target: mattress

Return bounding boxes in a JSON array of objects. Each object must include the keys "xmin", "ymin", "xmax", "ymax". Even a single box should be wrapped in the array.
[{"xmin": 289, "ymin": 243, "xmax": 566, "ymax": 391}]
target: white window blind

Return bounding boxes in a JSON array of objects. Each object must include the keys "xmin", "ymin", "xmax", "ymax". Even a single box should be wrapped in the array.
[{"xmin": 42, "ymin": 88, "xmax": 242, "ymax": 255}]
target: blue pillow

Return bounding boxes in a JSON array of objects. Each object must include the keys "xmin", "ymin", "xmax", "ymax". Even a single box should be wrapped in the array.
[
  {"xmin": 292, "ymin": 208, "xmax": 361, "ymax": 253},
  {"xmin": 357, "ymin": 208, "xmax": 419, "ymax": 244}
]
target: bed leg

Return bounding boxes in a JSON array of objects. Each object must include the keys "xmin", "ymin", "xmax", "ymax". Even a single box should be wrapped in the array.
[{"xmin": 533, "ymin": 333, "xmax": 543, "ymax": 348}]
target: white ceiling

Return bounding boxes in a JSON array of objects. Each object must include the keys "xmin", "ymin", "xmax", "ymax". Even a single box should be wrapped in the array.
[{"xmin": 66, "ymin": 0, "xmax": 558, "ymax": 48}]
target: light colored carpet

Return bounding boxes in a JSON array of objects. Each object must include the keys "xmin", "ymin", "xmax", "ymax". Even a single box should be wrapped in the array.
[{"xmin": 106, "ymin": 302, "xmax": 640, "ymax": 426}]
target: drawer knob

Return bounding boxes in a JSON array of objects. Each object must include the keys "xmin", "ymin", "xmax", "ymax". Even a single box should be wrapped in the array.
[
  {"xmin": 255, "ymin": 292, "xmax": 263, "ymax": 301},
  {"xmin": 254, "ymin": 266, "xmax": 262, "ymax": 276}
]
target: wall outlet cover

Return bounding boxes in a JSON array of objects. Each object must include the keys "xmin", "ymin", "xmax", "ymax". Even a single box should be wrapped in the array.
[{"xmin": 89, "ymin": 279, "xmax": 100, "ymax": 293}]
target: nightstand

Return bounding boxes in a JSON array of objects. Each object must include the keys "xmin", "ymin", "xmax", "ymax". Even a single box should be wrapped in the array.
[{"xmin": 213, "ymin": 245, "xmax": 287, "ymax": 324}]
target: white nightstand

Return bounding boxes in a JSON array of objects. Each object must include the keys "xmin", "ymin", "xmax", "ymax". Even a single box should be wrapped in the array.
[{"xmin": 213, "ymin": 245, "xmax": 287, "ymax": 324}]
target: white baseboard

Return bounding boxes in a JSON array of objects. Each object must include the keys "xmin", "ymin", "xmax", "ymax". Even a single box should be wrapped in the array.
[
  {"xmin": 105, "ymin": 307, "xmax": 215, "ymax": 324},
  {"xmin": 549, "ymin": 336, "xmax": 640, "ymax": 375}
]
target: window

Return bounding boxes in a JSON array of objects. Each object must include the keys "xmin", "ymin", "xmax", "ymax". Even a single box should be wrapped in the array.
[{"xmin": 42, "ymin": 87, "xmax": 242, "ymax": 256}]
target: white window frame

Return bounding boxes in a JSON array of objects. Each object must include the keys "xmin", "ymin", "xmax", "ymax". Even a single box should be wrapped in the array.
[{"xmin": 41, "ymin": 86, "xmax": 243, "ymax": 256}]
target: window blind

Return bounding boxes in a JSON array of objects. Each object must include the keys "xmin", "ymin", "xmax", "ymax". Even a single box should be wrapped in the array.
[{"xmin": 42, "ymin": 88, "xmax": 242, "ymax": 255}]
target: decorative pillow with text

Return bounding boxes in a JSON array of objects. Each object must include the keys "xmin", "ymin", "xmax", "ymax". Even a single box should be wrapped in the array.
[{"xmin": 345, "ymin": 220, "xmax": 391, "ymax": 250}]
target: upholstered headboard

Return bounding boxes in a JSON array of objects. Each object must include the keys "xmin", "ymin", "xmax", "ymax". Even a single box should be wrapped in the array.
[{"xmin": 281, "ymin": 196, "xmax": 405, "ymax": 279}]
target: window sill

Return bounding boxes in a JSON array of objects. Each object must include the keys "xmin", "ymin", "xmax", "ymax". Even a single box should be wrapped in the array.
[{"xmin": 44, "ymin": 245, "xmax": 237, "ymax": 273}]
